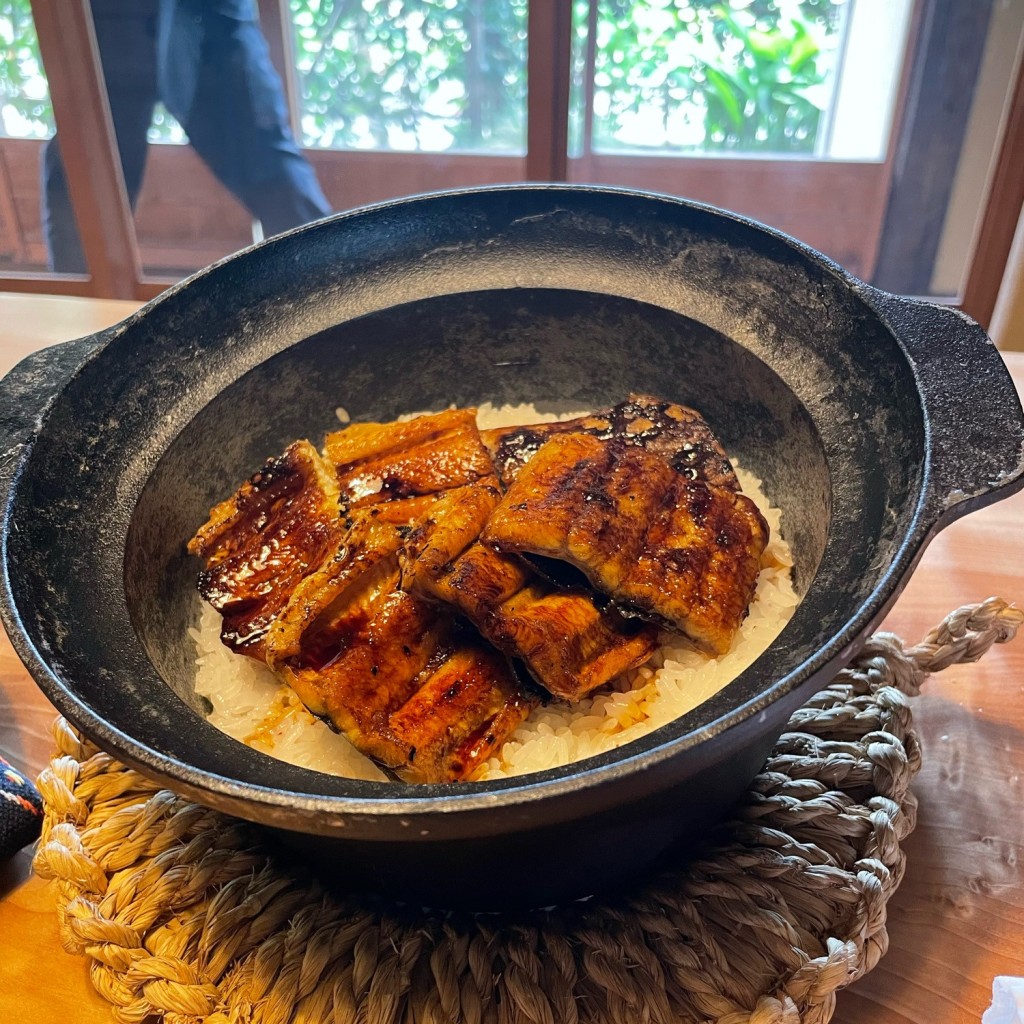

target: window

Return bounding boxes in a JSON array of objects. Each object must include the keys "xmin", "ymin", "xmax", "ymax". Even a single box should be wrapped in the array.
[
  {"xmin": 568, "ymin": 1, "xmax": 913, "ymax": 162},
  {"xmin": 566, "ymin": 0, "xmax": 1018, "ymax": 302},
  {"xmin": 0, "ymin": 0, "xmax": 1021, "ymax": 325},
  {"xmin": 0, "ymin": 0, "xmax": 52, "ymax": 273},
  {"xmin": 290, "ymin": 0, "xmax": 528, "ymax": 154},
  {"xmin": 0, "ymin": 0, "xmax": 52, "ymax": 140}
]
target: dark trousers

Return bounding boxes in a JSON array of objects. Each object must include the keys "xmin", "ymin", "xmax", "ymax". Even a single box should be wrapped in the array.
[{"xmin": 42, "ymin": 0, "xmax": 331, "ymax": 274}]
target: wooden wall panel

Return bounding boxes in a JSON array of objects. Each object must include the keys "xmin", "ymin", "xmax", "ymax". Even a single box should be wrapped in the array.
[
  {"xmin": 0, "ymin": 141, "xmax": 48, "ymax": 271},
  {"xmin": 0, "ymin": 139, "xmax": 528, "ymax": 278},
  {"xmin": 0, "ymin": 149, "xmax": 27, "ymax": 265},
  {"xmin": 30, "ymin": 0, "xmax": 141, "ymax": 297},
  {"xmin": 0, "ymin": 139, "xmax": 987, "ymax": 291},
  {"xmin": 306, "ymin": 150, "xmax": 527, "ymax": 210},
  {"xmin": 569, "ymin": 155, "xmax": 891, "ymax": 281},
  {"xmin": 0, "ymin": 140, "xmax": 250, "ymax": 275},
  {"xmin": 132, "ymin": 147, "xmax": 253, "ymax": 272}
]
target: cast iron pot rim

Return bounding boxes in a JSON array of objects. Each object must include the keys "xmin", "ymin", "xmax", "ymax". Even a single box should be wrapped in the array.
[{"xmin": 1, "ymin": 182, "xmax": 945, "ymax": 818}]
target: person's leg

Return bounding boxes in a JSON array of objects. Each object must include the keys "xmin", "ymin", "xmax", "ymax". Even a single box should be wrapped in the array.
[
  {"xmin": 41, "ymin": 3, "xmax": 158, "ymax": 272},
  {"xmin": 240, "ymin": 154, "xmax": 333, "ymax": 238},
  {"xmin": 166, "ymin": 2, "xmax": 331, "ymax": 237},
  {"xmin": 41, "ymin": 136, "xmax": 86, "ymax": 274}
]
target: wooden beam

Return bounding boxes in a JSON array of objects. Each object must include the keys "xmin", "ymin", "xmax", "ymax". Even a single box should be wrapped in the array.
[
  {"xmin": 29, "ymin": 0, "xmax": 141, "ymax": 299},
  {"xmin": 0, "ymin": 149, "xmax": 26, "ymax": 264},
  {"xmin": 873, "ymin": 0, "xmax": 996, "ymax": 295},
  {"xmin": 0, "ymin": 272, "xmax": 94, "ymax": 296},
  {"xmin": 136, "ymin": 277, "xmax": 178, "ymax": 300},
  {"xmin": 526, "ymin": 0, "xmax": 572, "ymax": 181},
  {"xmin": 257, "ymin": 0, "xmax": 303, "ymax": 142},
  {"xmin": 961, "ymin": 48, "xmax": 1024, "ymax": 329}
]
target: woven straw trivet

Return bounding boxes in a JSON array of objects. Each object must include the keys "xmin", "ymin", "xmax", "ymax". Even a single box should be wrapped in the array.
[{"xmin": 32, "ymin": 597, "xmax": 1022, "ymax": 1024}]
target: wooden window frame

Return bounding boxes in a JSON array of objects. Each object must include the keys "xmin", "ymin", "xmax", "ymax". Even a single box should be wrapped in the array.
[
  {"xmin": 0, "ymin": 0, "xmax": 1021, "ymax": 328},
  {"xmin": 12, "ymin": 0, "xmax": 140, "ymax": 298}
]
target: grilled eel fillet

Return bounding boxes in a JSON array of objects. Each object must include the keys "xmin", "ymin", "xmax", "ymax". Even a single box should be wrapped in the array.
[
  {"xmin": 191, "ymin": 470, "xmax": 533, "ymax": 781},
  {"xmin": 187, "ymin": 440, "xmax": 344, "ymax": 660},
  {"xmin": 187, "ymin": 434, "xmax": 531, "ymax": 782},
  {"xmin": 264, "ymin": 507, "xmax": 534, "ymax": 782},
  {"xmin": 326, "ymin": 410, "xmax": 657, "ymax": 699},
  {"xmin": 482, "ymin": 431, "xmax": 769, "ymax": 656},
  {"xmin": 480, "ymin": 393, "xmax": 740, "ymax": 491},
  {"xmin": 325, "ymin": 407, "xmax": 496, "ymax": 508},
  {"xmin": 188, "ymin": 410, "xmax": 651, "ymax": 780},
  {"xmin": 402, "ymin": 480, "xmax": 657, "ymax": 702}
]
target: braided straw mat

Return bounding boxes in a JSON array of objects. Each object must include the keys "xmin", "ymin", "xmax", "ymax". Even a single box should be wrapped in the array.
[{"xmin": 32, "ymin": 598, "xmax": 1022, "ymax": 1024}]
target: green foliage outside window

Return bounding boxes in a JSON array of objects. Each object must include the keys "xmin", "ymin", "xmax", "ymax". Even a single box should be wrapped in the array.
[
  {"xmin": 1, "ymin": 0, "xmax": 845, "ymax": 155},
  {"xmin": 0, "ymin": 2, "xmax": 183, "ymax": 140},
  {"xmin": 0, "ymin": 0, "xmax": 52, "ymax": 138},
  {"xmin": 579, "ymin": 0, "xmax": 845, "ymax": 155},
  {"xmin": 290, "ymin": 0, "xmax": 529, "ymax": 152}
]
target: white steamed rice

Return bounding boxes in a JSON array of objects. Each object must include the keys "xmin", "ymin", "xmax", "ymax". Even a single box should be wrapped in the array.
[{"xmin": 191, "ymin": 402, "xmax": 799, "ymax": 782}]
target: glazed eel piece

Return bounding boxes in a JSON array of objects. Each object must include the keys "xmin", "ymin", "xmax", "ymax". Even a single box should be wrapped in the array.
[
  {"xmin": 480, "ymin": 393, "xmax": 740, "ymax": 491},
  {"xmin": 188, "ymin": 410, "xmax": 654, "ymax": 781},
  {"xmin": 187, "ymin": 439, "xmax": 344, "ymax": 661},
  {"xmin": 189, "ymin": 429, "xmax": 532, "ymax": 782},
  {"xmin": 483, "ymin": 431, "xmax": 768, "ymax": 656},
  {"xmin": 401, "ymin": 478, "xmax": 657, "ymax": 702},
  {"xmin": 325, "ymin": 410, "xmax": 658, "ymax": 702},
  {"xmin": 263, "ymin": 505, "xmax": 534, "ymax": 783}
]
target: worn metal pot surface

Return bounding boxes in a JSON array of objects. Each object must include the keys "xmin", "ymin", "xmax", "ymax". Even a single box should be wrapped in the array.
[{"xmin": 2, "ymin": 186, "xmax": 1021, "ymax": 906}]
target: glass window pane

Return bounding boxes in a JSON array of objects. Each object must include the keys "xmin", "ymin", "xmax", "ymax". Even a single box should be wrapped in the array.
[
  {"xmin": 147, "ymin": 102, "xmax": 187, "ymax": 145},
  {"xmin": 0, "ymin": 0, "xmax": 53, "ymax": 140},
  {"xmin": 570, "ymin": 0, "xmax": 863, "ymax": 159},
  {"xmin": 825, "ymin": 1, "xmax": 913, "ymax": 161},
  {"xmin": 567, "ymin": 0, "xmax": 1021, "ymax": 303},
  {"xmin": 0, "ymin": 0, "xmax": 53, "ymax": 274},
  {"xmin": 290, "ymin": 0, "xmax": 528, "ymax": 154}
]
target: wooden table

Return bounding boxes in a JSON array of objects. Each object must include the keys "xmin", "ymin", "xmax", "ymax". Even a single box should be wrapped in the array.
[{"xmin": 1, "ymin": 292, "xmax": 1022, "ymax": 1023}]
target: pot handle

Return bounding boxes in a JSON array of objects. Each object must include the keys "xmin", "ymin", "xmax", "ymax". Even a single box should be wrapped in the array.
[
  {"xmin": 866, "ymin": 289, "xmax": 1024, "ymax": 528},
  {"xmin": 0, "ymin": 331, "xmax": 113, "ymax": 497}
]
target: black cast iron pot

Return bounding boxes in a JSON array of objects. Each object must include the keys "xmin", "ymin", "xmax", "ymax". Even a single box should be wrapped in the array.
[{"xmin": 2, "ymin": 186, "xmax": 1022, "ymax": 908}]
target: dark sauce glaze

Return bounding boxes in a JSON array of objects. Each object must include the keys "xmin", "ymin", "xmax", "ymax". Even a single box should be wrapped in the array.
[
  {"xmin": 483, "ymin": 394, "xmax": 738, "ymax": 492},
  {"xmin": 195, "ymin": 445, "xmax": 342, "ymax": 657}
]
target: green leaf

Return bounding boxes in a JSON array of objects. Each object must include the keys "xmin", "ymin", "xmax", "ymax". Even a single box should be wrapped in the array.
[{"xmin": 702, "ymin": 66, "xmax": 745, "ymax": 130}]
